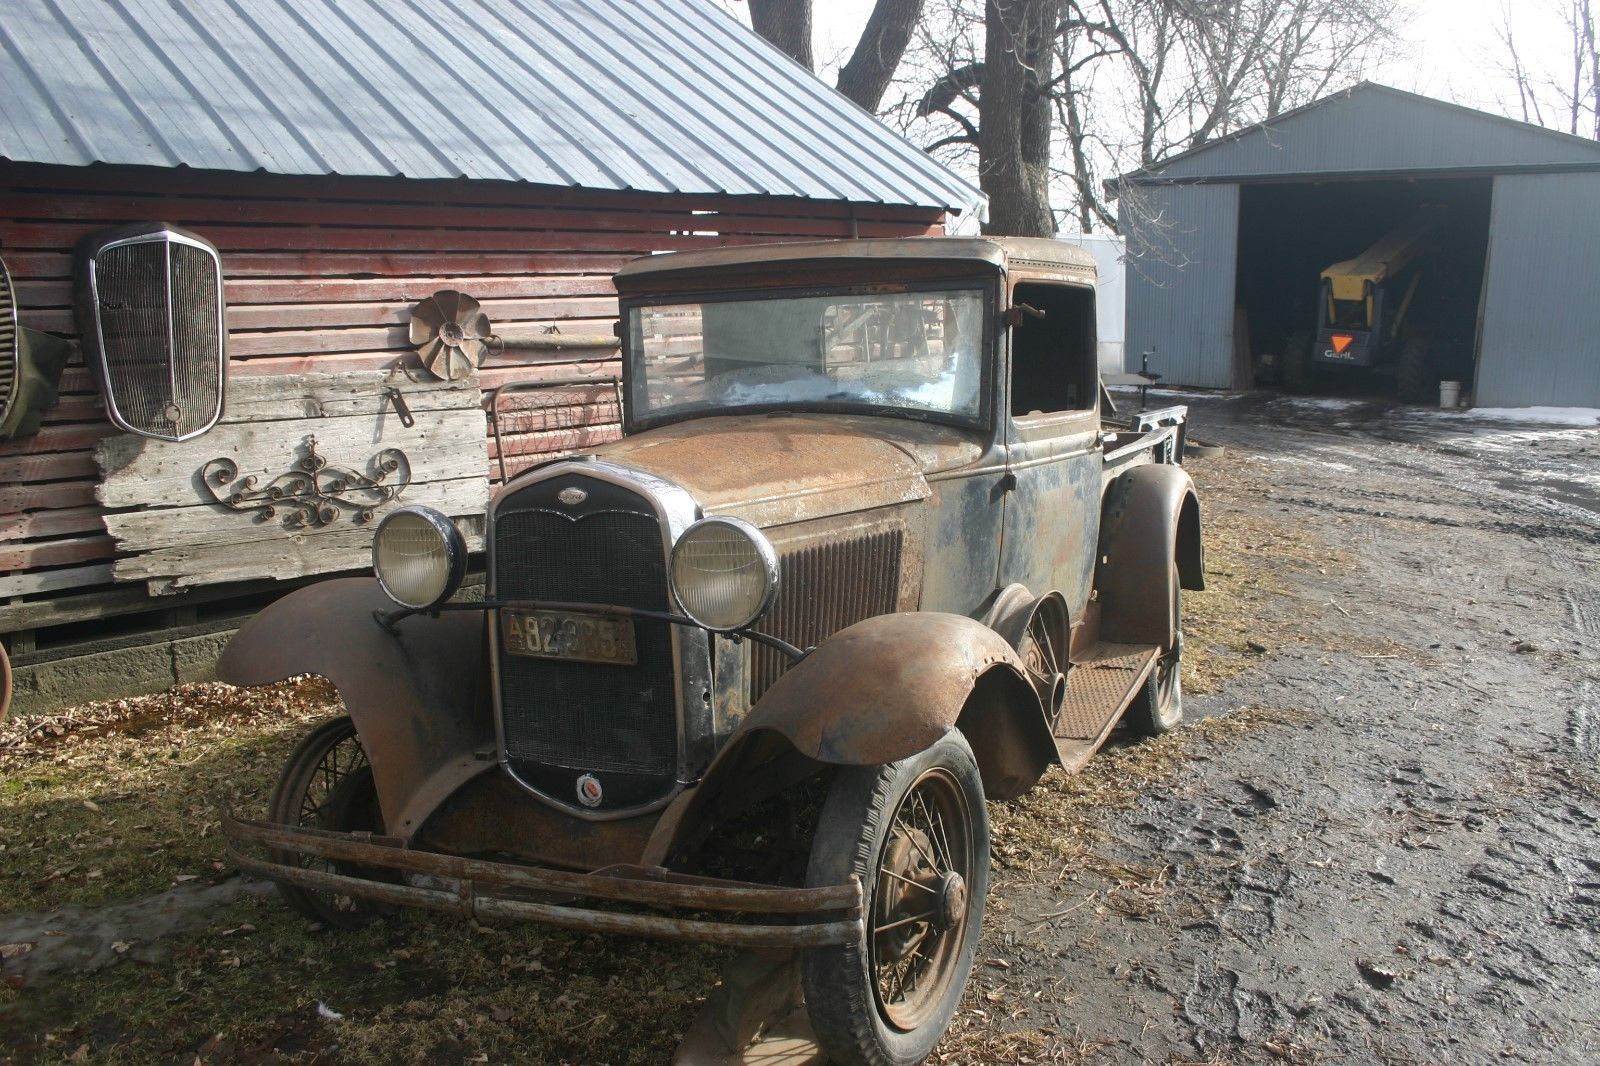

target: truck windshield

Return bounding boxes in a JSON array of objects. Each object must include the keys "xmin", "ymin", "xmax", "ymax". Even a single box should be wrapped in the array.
[{"xmin": 626, "ymin": 286, "xmax": 987, "ymax": 426}]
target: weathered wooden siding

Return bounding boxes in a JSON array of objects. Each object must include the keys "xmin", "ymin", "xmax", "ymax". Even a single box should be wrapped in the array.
[{"xmin": 0, "ymin": 162, "xmax": 942, "ymax": 631}]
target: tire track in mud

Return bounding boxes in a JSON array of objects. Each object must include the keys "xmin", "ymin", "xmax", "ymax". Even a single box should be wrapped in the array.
[
  {"xmin": 1546, "ymin": 540, "xmax": 1600, "ymax": 643},
  {"xmin": 1568, "ymin": 681, "xmax": 1600, "ymax": 764},
  {"xmin": 1543, "ymin": 541, "xmax": 1600, "ymax": 764},
  {"xmin": 1270, "ymin": 495, "xmax": 1600, "ymax": 547}
]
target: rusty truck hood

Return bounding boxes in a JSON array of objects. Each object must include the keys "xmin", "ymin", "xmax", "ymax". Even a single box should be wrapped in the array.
[{"xmin": 586, "ymin": 414, "xmax": 985, "ymax": 527}]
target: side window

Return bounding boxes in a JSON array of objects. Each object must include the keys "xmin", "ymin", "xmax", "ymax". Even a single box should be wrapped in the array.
[{"xmin": 1010, "ymin": 282, "xmax": 1097, "ymax": 417}]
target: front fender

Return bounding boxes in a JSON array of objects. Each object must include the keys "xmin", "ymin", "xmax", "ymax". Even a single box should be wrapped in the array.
[
  {"xmin": 217, "ymin": 578, "xmax": 492, "ymax": 838},
  {"xmin": 741, "ymin": 613, "xmax": 1041, "ymax": 763},
  {"xmin": 644, "ymin": 613, "xmax": 1058, "ymax": 866}
]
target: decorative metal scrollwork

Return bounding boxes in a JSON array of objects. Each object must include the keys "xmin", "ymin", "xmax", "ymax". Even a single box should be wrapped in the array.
[{"xmin": 201, "ymin": 435, "xmax": 410, "ymax": 528}]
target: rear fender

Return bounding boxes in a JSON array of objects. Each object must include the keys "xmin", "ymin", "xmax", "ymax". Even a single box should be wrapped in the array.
[
  {"xmin": 1097, "ymin": 464, "xmax": 1204, "ymax": 649},
  {"xmin": 217, "ymin": 578, "xmax": 492, "ymax": 838}
]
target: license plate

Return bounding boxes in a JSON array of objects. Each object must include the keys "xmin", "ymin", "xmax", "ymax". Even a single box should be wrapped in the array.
[{"xmin": 500, "ymin": 609, "xmax": 638, "ymax": 665}]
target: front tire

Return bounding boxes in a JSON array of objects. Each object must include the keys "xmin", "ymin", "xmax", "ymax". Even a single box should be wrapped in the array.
[
  {"xmin": 802, "ymin": 732, "xmax": 990, "ymax": 1066},
  {"xmin": 1396, "ymin": 336, "xmax": 1434, "ymax": 404},
  {"xmin": 268, "ymin": 715, "xmax": 391, "ymax": 927},
  {"xmin": 1282, "ymin": 331, "xmax": 1314, "ymax": 393}
]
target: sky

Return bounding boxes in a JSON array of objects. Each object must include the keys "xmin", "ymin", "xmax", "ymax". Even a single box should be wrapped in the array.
[{"xmin": 725, "ymin": 0, "xmax": 1585, "ymax": 131}]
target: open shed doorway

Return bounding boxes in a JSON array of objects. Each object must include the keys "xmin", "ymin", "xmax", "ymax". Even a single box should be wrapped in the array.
[{"xmin": 1235, "ymin": 177, "xmax": 1492, "ymax": 399}]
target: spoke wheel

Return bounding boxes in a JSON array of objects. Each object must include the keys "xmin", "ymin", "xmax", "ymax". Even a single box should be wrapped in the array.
[
  {"xmin": 1016, "ymin": 602, "xmax": 1068, "ymax": 722},
  {"xmin": 802, "ymin": 732, "xmax": 989, "ymax": 1066},
  {"xmin": 268, "ymin": 716, "xmax": 391, "ymax": 927},
  {"xmin": 1124, "ymin": 563, "xmax": 1184, "ymax": 735}
]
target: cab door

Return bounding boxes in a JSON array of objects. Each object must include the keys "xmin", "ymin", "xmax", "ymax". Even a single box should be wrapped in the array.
[{"xmin": 999, "ymin": 280, "xmax": 1102, "ymax": 619}]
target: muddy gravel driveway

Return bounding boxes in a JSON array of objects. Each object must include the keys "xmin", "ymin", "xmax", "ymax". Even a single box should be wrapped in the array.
[{"xmin": 967, "ymin": 394, "xmax": 1600, "ymax": 1064}]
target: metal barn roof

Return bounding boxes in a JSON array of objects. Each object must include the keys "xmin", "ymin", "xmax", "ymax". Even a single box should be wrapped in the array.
[
  {"xmin": 1119, "ymin": 83, "xmax": 1600, "ymax": 185},
  {"xmin": 0, "ymin": 0, "xmax": 984, "ymax": 213}
]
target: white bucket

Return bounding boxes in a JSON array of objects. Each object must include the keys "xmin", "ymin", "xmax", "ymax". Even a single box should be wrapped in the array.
[{"xmin": 1439, "ymin": 380, "xmax": 1461, "ymax": 409}]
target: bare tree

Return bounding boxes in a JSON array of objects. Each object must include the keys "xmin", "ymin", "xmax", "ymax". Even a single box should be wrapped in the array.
[
  {"xmin": 1490, "ymin": 0, "xmax": 1597, "ymax": 138},
  {"xmin": 746, "ymin": 0, "xmax": 928, "ymax": 111},
  {"xmin": 980, "ymin": 0, "xmax": 1063, "ymax": 234},
  {"xmin": 1495, "ymin": 2, "xmax": 1549, "ymax": 126},
  {"xmin": 748, "ymin": 0, "xmax": 813, "ymax": 70},
  {"xmin": 893, "ymin": 0, "xmax": 1400, "ymax": 234},
  {"xmin": 1569, "ymin": 0, "xmax": 1598, "ymax": 138},
  {"xmin": 838, "ymin": 0, "xmax": 929, "ymax": 110}
]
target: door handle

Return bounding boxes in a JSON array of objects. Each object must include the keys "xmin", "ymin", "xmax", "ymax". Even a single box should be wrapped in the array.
[{"xmin": 999, "ymin": 472, "xmax": 1018, "ymax": 492}]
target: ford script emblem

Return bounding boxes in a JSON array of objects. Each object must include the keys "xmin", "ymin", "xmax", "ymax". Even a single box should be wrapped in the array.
[
  {"xmin": 576, "ymin": 772, "xmax": 603, "ymax": 807},
  {"xmin": 558, "ymin": 487, "xmax": 588, "ymax": 507}
]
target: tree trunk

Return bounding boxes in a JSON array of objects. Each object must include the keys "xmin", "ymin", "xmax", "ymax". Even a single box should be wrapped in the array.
[
  {"xmin": 980, "ymin": 0, "xmax": 1060, "ymax": 236},
  {"xmin": 837, "ymin": 0, "xmax": 927, "ymax": 111},
  {"xmin": 748, "ymin": 0, "xmax": 813, "ymax": 70}
]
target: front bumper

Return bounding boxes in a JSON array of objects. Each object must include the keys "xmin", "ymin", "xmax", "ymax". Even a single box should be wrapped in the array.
[{"xmin": 224, "ymin": 812, "xmax": 863, "ymax": 948}]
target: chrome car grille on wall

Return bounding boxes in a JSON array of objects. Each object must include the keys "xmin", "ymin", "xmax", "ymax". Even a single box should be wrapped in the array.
[
  {"xmin": 76, "ymin": 223, "xmax": 226, "ymax": 442},
  {"xmin": 0, "ymin": 256, "xmax": 16, "ymax": 431}
]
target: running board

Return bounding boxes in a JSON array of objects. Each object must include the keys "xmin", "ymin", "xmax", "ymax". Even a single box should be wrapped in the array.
[{"xmin": 1054, "ymin": 642, "xmax": 1160, "ymax": 771}]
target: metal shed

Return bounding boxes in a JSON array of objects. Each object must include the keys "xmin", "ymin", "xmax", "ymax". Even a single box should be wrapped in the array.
[{"xmin": 1115, "ymin": 83, "xmax": 1600, "ymax": 407}]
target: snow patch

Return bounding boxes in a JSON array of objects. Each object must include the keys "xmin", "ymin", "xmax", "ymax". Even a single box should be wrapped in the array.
[
  {"xmin": 1272, "ymin": 396, "xmax": 1370, "ymax": 411},
  {"xmin": 1440, "ymin": 406, "xmax": 1600, "ymax": 426}
]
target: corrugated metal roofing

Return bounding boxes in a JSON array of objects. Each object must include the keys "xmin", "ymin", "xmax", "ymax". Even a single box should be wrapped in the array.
[
  {"xmin": 0, "ymin": 0, "xmax": 984, "ymax": 213},
  {"xmin": 1119, "ymin": 83, "xmax": 1600, "ymax": 185}
]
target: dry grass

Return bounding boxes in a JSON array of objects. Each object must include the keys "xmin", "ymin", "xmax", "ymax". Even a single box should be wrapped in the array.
[
  {"xmin": 0, "ymin": 679, "xmax": 341, "ymax": 914},
  {"xmin": 1179, "ymin": 452, "xmax": 1330, "ymax": 695},
  {"xmin": 0, "ymin": 451, "xmax": 1318, "ymax": 1064}
]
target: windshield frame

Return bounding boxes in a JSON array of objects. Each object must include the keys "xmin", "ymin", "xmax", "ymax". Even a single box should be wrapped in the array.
[{"xmin": 619, "ymin": 277, "xmax": 999, "ymax": 436}]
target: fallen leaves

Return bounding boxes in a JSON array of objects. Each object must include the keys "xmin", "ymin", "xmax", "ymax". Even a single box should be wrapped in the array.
[{"xmin": 0, "ymin": 677, "xmax": 340, "ymax": 912}]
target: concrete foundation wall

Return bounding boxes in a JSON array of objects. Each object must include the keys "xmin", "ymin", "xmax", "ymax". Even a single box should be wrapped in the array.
[{"xmin": 8, "ymin": 630, "xmax": 235, "ymax": 718}]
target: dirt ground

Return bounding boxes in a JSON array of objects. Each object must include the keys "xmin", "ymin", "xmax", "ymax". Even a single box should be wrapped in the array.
[
  {"xmin": 2, "ymin": 392, "xmax": 1597, "ymax": 1064},
  {"xmin": 954, "ymin": 392, "xmax": 1600, "ymax": 1064}
]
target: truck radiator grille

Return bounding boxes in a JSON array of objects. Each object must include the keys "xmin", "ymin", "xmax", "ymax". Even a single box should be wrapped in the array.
[
  {"xmin": 0, "ymin": 257, "xmax": 16, "ymax": 427},
  {"xmin": 90, "ymin": 234, "xmax": 224, "ymax": 441},
  {"xmin": 750, "ymin": 528, "xmax": 904, "ymax": 700},
  {"xmin": 493, "ymin": 488, "xmax": 677, "ymax": 780}
]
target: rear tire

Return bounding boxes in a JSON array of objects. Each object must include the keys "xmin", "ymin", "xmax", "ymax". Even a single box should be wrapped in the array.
[
  {"xmin": 1282, "ymin": 331, "xmax": 1314, "ymax": 393},
  {"xmin": 1123, "ymin": 564, "xmax": 1184, "ymax": 736},
  {"xmin": 801, "ymin": 732, "xmax": 989, "ymax": 1066},
  {"xmin": 1396, "ymin": 336, "xmax": 1434, "ymax": 404}
]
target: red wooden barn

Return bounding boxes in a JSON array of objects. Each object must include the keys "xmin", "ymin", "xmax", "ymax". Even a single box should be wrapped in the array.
[{"xmin": 0, "ymin": 0, "xmax": 984, "ymax": 711}]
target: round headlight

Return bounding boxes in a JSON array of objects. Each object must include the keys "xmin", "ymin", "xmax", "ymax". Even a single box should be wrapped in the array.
[
  {"xmin": 372, "ymin": 506, "xmax": 467, "ymax": 610},
  {"xmin": 670, "ymin": 517, "xmax": 779, "ymax": 632}
]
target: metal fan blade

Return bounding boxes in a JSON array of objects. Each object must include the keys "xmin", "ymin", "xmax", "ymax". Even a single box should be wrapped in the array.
[
  {"xmin": 436, "ymin": 289, "xmax": 463, "ymax": 324},
  {"xmin": 442, "ymin": 345, "xmax": 470, "ymax": 382},
  {"xmin": 459, "ymin": 337, "xmax": 488, "ymax": 367},
  {"xmin": 409, "ymin": 296, "xmax": 447, "ymax": 345},
  {"xmin": 461, "ymin": 307, "xmax": 490, "ymax": 341},
  {"xmin": 417, "ymin": 336, "xmax": 446, "ymax": 374}
]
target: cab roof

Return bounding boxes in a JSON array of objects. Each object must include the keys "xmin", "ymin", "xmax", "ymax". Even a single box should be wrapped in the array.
[{"xmin": 614, "ymin": 236, "xmax": 1097, "ymax": 289}]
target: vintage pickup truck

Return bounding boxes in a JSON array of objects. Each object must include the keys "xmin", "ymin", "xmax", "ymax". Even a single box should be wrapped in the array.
[{"xmin": 220, "ymin": 236, "xmax": 1203, "ymax": 1065}]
